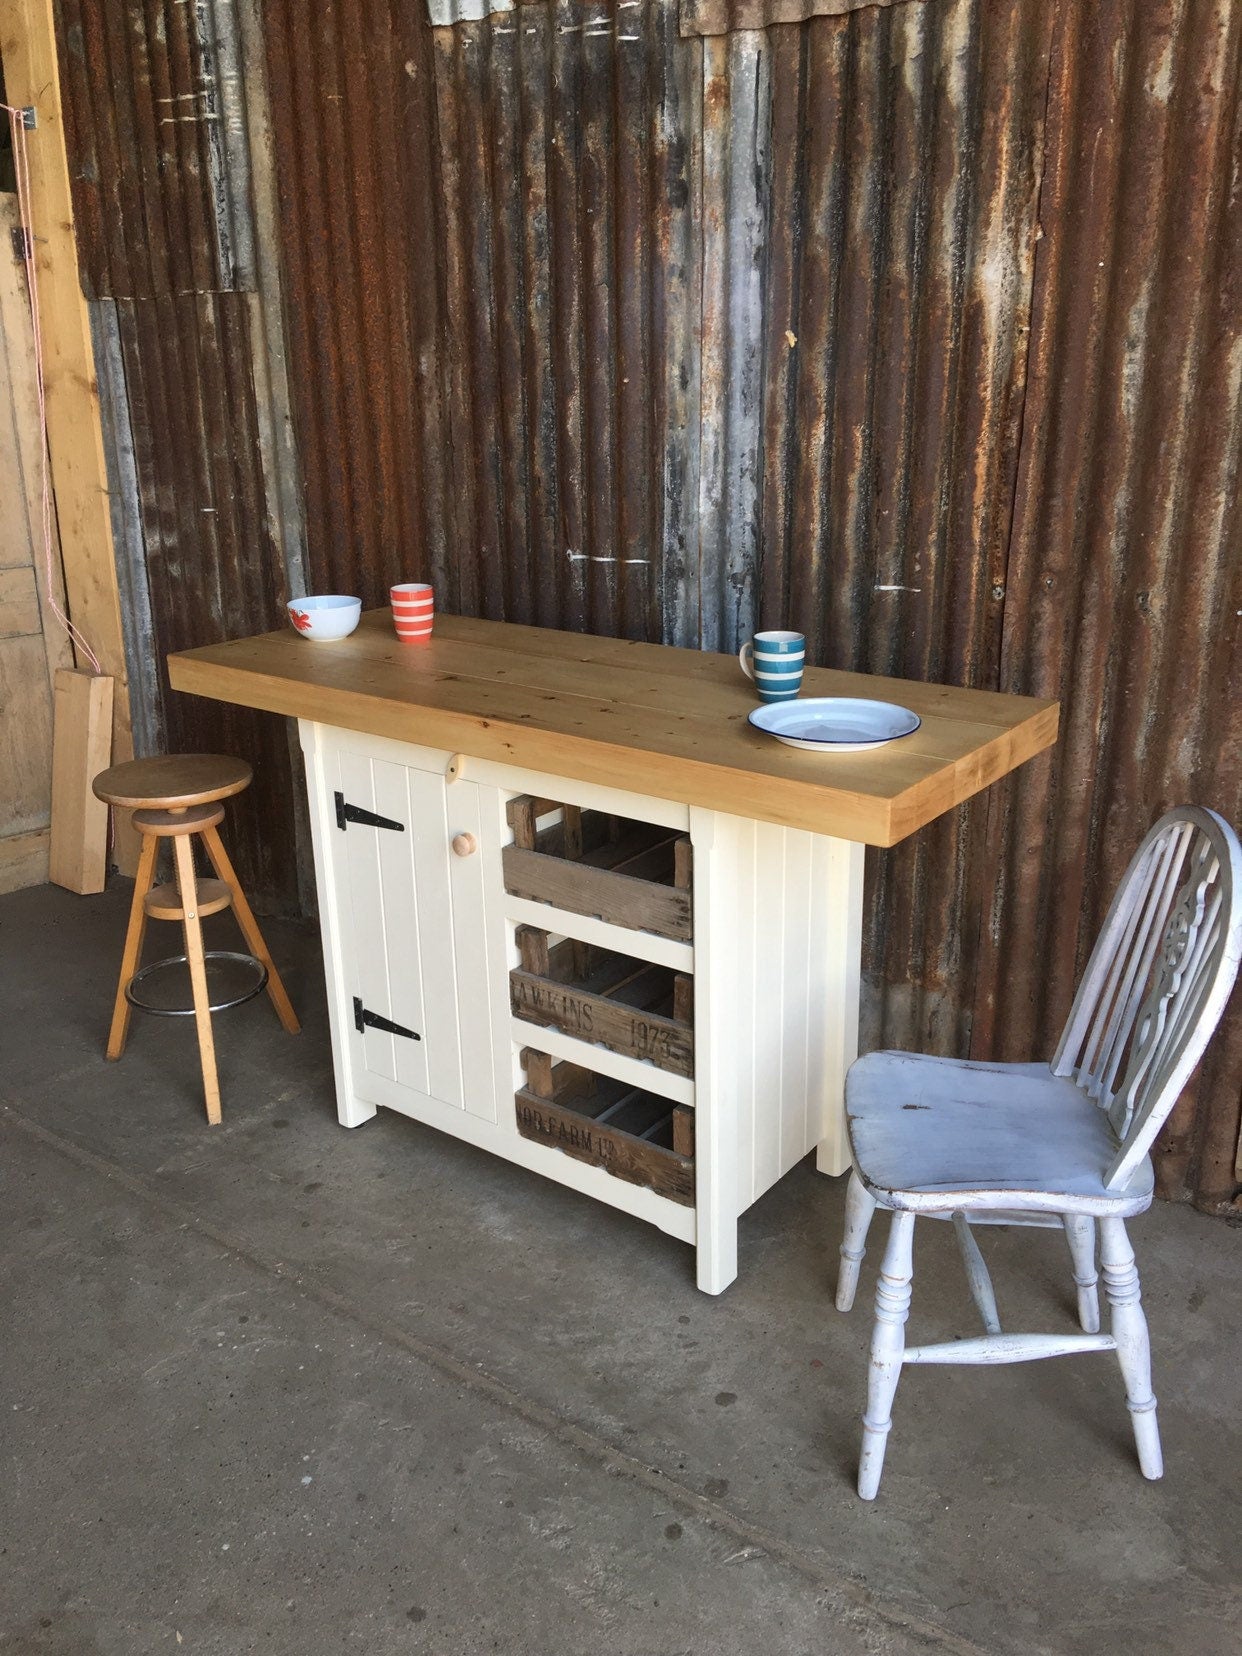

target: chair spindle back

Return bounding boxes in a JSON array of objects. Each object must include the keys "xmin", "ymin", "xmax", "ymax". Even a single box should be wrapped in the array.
[{"xmin": 1052, "ymin": 807, "xmax": 1241, "ymax": 1191}]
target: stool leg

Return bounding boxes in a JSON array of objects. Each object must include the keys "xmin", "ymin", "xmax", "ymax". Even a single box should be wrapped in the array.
[
  {"xmin": 173, "ymin": 832, "xmax": 222, "ymax": 1125},
  {"xmin": 106, "ymin": 831, "xmax": 160, "ymax": 1060},
  {"xmin": 199, "ymin": 823, "xmax": 301, "ymax": 1035}
]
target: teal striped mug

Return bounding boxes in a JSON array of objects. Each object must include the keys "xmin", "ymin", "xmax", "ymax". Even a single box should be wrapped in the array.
[{"xmin": 739, "ymin": 630, "xmax": 805, "ymax": 703}]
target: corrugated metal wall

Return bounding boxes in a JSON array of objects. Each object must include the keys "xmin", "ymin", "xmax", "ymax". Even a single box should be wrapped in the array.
[
  {"xmin": 978, "ymin": 0, "xmax": 1242, "ymax": 1211},
  {"xmin": 55, "ymin": 0, "xmax": 301, "ymax": 911},
  {"xmin": 53, "ymin": 0, "xmax": 1240, "ymax": 1205}
]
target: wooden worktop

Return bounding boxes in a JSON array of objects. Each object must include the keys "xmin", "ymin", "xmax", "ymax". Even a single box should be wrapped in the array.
[{"xmin": 168, "ymin": 612, "xmax": 1058, "ymax": 846}]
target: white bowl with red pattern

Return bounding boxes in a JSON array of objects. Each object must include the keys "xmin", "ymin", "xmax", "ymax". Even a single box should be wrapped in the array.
[{"xmin": 286, "ymin": 595, "xmax": 362, "ymax": 641}]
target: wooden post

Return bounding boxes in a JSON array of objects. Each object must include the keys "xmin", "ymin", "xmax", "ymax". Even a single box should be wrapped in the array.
[
  {"xmin": 48, "ymin": 666, "xmax": 111, "ymax": 892},
  {"xmin": 0, "ymin": 0, "xmax": 137, "ymax": 870}
]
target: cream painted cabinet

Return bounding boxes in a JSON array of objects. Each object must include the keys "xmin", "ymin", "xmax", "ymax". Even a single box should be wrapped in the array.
[
  {"xmin": 173, "ymin": 613, "xmax": 1056, "ymax": 1294},
  {"xmin": 301, "ymin": 720, "xmax": 864, "ymax": 1294}
]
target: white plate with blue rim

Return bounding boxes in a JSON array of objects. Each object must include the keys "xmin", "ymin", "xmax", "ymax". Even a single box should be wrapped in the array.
[{"xmin": 748, "ymin": 697, "xmax": 921, "ymax": 753}]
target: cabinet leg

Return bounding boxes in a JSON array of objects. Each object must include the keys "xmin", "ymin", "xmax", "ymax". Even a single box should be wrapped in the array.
[
  {"xmin": 816, "ymin": 837, "xmax": 863, "ymax": 1178},
  {"xmin": 695, "ymin": 1215, "xmax": 738, "ymax": 1295},
  {"xmin": 816, "ymin": 1138, "xmax": 852, "ymax": 1178},
  {"xmin": 338, "ymin": 1095, "xmax": 378, "ymax": 1129}
]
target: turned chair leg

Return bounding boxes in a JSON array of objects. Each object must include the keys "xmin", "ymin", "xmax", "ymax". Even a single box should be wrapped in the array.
[
  {"xmin": 836, "ymin": 1170, "xmax": 877, "ymax": 1312},
  {"xmin": 858, "ymin": 1209, "xmax": 916, "ymax": 1500},
  {"xmin": 1063, "ymin": 1214, "xmax": 1100, "ymax": 1333},
  {"xmin": 106, "ymin": 832, "xmax": 160, "ymax": 1061},
  {"xmin": 173, "ymin": 833, "xmax": 222, "ymax": 1126},
  {"xmin": 199, "ymin": 823, "xmax": 300, "ymax": 1035},
  {"xmin": 1100, "ymin": 1216, "xmax": 1162, "ymax": 1479}
]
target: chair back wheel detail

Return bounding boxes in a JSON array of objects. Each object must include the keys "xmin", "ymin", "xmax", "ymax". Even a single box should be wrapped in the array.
[
  {"xmin": 93, "ymin": 754, "xmax": 301, "ymax": 1124},
  {"xmin": 834, "ymin": 806, "xmax": 1242, "ymax": 1498}
]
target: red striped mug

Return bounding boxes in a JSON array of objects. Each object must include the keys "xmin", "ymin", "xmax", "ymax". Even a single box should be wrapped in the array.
[{"xmin": 390, "ymin": 582, "xmax": 434, "ymax": 643}]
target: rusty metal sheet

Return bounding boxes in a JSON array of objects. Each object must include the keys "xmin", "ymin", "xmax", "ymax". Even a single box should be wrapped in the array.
[
  {"xmin": 698, "ymin": 28, "xmax": 768, "ymax": 651},
  {"xmin": 680, "ymin": 0, "xmax": 912, "ymax": 41},
  {"xmin": 261, "ymin": 0, "xmax": 450, "ymax": 609},
  {"xmin": 53, "ymin": 0, "xmax": 300, "ymax": 911},
  {"xmin": 757, "ymin": 0, "xmax": 1056, "ymax": 1061},
  {"xmin": 977, "ymin": 0, "xmax": 1242, "ymax": 1211},
  {"xmin": 110, "ymin": 291, "xmax": 297, "ymax": 908},
  {"xmin": 261, "ymin": 0, "xmax": 701, "ymax": 640},
  {"xmin": 56, "ymin": 0, "xmax": 251, "ymax": 298},
  {"xmin": 57, "ymin": 0, "xmax": 1240, "ymax": 1199}
]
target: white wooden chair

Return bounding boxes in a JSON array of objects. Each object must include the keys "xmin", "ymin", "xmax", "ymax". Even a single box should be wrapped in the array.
[{"xmin": 834, "ymin": 806, "xmax": 1242, "ymax": 1499}]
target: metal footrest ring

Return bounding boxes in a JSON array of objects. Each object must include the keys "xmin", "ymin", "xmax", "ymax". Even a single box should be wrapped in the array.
[{"xmin": 125, "ymin": 950, "xmax": 268, "ymax": 1016}]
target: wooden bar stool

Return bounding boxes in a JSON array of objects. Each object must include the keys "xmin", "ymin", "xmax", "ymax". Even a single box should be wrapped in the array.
[{"xmin": 92, "ymin": 754, "xmax": 300, "ymax": 1124}]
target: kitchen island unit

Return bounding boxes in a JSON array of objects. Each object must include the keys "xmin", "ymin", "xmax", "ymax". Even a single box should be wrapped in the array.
[{"xmin": 169, "ymin": 613, "xmax": 1057, "ymax": 1292}]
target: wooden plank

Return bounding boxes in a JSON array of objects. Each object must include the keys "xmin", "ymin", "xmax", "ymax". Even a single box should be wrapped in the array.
[
  {"xmin": 0, "ymin": 565, "xmax": 41, "ymax": 637},
  {"xmin": 0, "ymin": 825, "xmax": 49, "ymax": 892},
  {"xmin": 674, "ymin": 836, "xmax": 693, "ymax": 890},
  {"xmin": 599, "ymin": 832, "xmax": 681, "ymax": 882},
  {"xmin": 514, "ymin": 1087, "xmax": 695, "ymax": 1206},
  {"xmin": 502, "ymin": 845, "xmax": 694, "ymax": 942},
  {"xmin": 506, "ymin": 794, "xmax": 542, "ymax": 847},
  {"xmin": 510, "ymin": 966, "xmax": 694, "ymax": 1078},
  {"xmin": 48, "ymin": 667, "xmax": 112, "ymax": 892},
  {"xmin": 672, "ymin": 1105, "xmax": 695, "ymax": 1159},
  {"xmin": 673, "ymin": 972, "xmax": 694, "ymax": 1026},
  {"xmin": 520, "ymin": 1048, "xmax": 600, "ymax": 1105},
  {"xmin": 515, "ymin": 923, "xmax": 552, "ymax": 975},
  {"xmin": 527, "ymin": 931, "xmax": 677, "ymax": 1009},
  {"xmin": 0, "ymin": 631, "xmax": 55, "ymax": 834},
  {"xmin": 0, "ymin": 0, "xmax": 135, "ymax": 865},
  {"xmin": 521, "ymin": 1048, "xmax": 556, "ymax": 1098},
  {"xmin": 168, "ymin": 613, "xmax": 1059, "ymax": 846},
  {"xmin": 0, "ymin": 192, "xmax": 71, "ymax": 688}
]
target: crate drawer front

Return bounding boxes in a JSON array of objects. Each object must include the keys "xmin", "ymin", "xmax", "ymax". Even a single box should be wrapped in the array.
[
  {"xmin": 516, "ymin": 1049, "xmax": 695, "ymax": 1207},
  {"xmin": 510, "ymin": 927, "xmax": 693, "ymax": 1078},
  {"xmin": 503, "ymin": 796, "xmax": 692, "ymax": 943}
]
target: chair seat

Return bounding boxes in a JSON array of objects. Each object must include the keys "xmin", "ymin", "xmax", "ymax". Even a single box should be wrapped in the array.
[{"xmin": 845, "ymin": 1051, "xmax": 1154, "ymax": 1216}]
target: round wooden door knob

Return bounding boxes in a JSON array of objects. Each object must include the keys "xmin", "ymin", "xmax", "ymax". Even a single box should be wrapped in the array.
[{"xmin": 451, "ymin": 832, "xmax": 478, "ymax": 858}]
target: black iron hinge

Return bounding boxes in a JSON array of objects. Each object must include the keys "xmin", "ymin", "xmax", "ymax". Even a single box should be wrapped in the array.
[
  {"xmin": 334, "ymin": 791, "xmax": 405, "ymax": 833},
  {"xmin": 353, "ymin": 997, "xmax": 421, "ymax": 1041}
]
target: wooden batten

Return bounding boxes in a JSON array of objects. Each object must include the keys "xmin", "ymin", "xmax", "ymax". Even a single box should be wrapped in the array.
[
  {"xmin": 48, "ymin": 667, "xmax": 112, "ymax": 893},
  {"xmin": 0, "ymin": 0, "xmax": 136, "ymax": 869},
  {"xmin": 672, "ymin": 1104, "xmax": 695, "ymax": 1159}
]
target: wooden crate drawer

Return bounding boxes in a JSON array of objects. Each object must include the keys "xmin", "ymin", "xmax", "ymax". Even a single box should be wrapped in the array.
[
  {"xmin": 516, "ymin": 1048, "xmax": 695, "ymax": 1206},
  {"xmin": 503, "ymin": 796, "xmax": 692, "ymax": 943},
  {"xmin": 510, "ymin": 927, "xmax": 693, "ymax": 1078}
]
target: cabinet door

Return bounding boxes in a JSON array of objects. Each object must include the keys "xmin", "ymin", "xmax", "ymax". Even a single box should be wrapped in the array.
[{"xmin": 327, "ymin": 742, "xmax": 498, "ymax": 1122}]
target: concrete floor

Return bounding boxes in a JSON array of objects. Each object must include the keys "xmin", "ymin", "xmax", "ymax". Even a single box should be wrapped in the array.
[{"xmin": 2, "ymin": 882, "xmax": 1240, "ymax": 1656}]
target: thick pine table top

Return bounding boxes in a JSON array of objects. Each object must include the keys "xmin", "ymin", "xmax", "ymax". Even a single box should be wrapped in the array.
[{"xmin": 168, "ymin": 612, "xmax": 1058, "ymax": 847}]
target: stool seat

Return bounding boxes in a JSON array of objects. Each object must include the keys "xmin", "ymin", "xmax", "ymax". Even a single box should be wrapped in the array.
[{"xmin": 93, "ymin": 753, "xmax": 252, "ymax": 810}]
